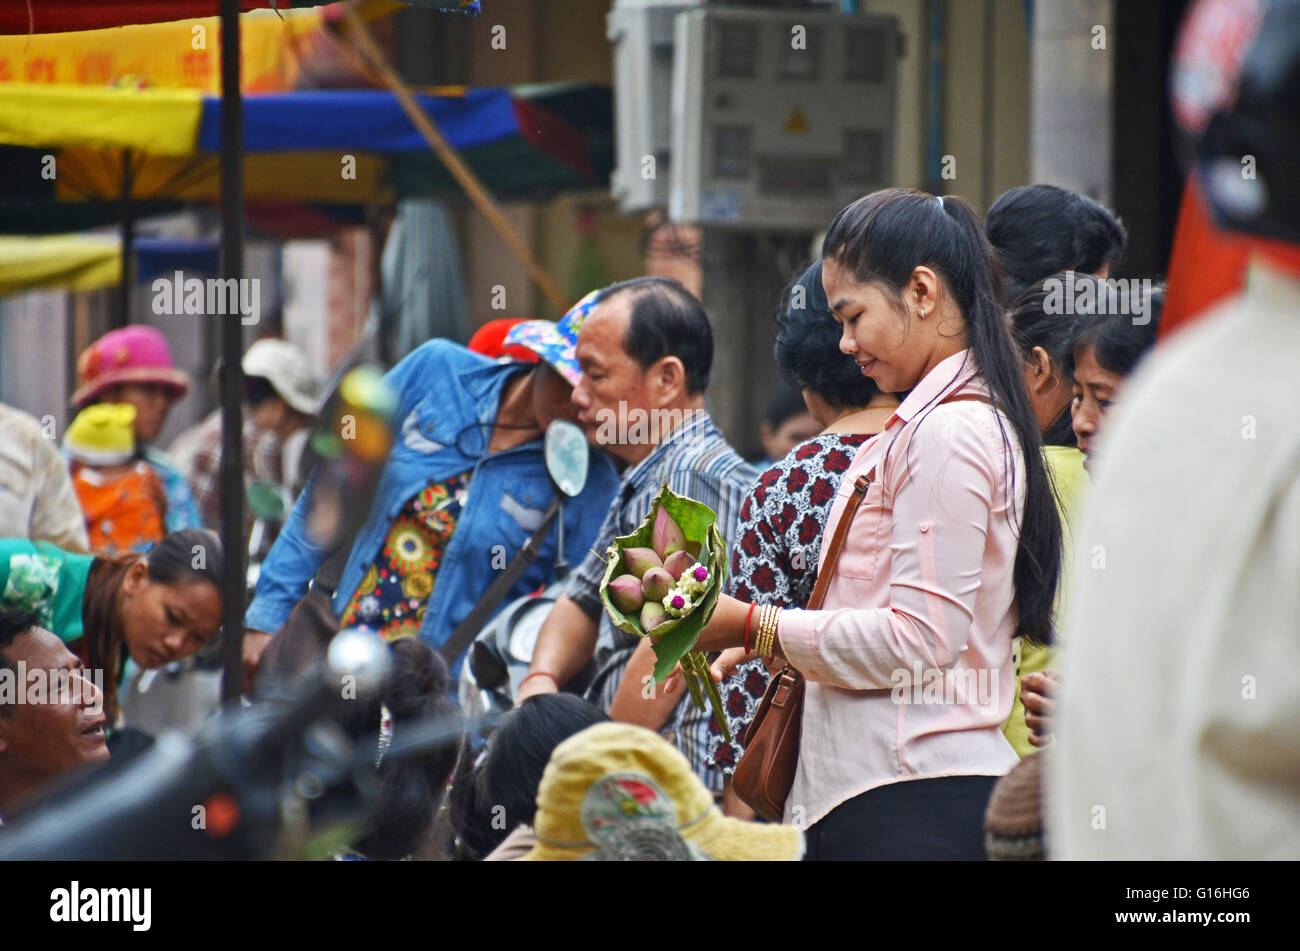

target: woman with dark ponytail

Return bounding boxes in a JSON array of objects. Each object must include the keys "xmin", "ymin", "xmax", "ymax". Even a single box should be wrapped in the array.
[
  {"xmin": 678, "ymin": 188, "xmax": 1061, "ymax": 859},
  {"xmin": 0, "ymin": 529, "xmax": 224, "ymax": 721}
]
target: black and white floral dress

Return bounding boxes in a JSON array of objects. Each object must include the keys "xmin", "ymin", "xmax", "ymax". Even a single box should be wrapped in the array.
[{"xmin": 707, "ymin": 433, "xmax": 872, "ymax": 774}]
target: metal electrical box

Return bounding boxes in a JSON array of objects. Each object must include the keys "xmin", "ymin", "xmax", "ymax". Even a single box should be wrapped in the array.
[
  {"xmin": 607, "ymin": 0, "xmax": 702, "ymax": 213},
  {"xmin": 669, "ymin": 7, "xmax": 899, "ymax": 230}
]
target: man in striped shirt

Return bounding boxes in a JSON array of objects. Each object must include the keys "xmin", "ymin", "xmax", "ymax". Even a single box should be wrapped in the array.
[{"xmin": 519, "ymin": 277, "xmax": 755, "ymax": 793}]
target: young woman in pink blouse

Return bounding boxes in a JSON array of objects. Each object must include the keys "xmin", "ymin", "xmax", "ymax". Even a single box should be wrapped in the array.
[{"xmin": 671, "ymin": 188, "xmax": 1062, "ymax": 859}]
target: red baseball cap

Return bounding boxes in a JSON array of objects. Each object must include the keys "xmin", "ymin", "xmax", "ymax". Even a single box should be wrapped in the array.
[{"xmin": 468, "ymin": 318, "xmax": 542, "ymax": 364}]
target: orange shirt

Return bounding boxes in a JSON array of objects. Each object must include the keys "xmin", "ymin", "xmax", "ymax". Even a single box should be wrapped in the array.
[{"xmin": 71, "ymin": 461, "xmax": 167, "ymax": 556}]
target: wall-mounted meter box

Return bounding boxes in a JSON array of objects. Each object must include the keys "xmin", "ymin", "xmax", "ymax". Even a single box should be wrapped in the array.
[
  {"xmin": 608, "ymin": 0, "xmax": 702, "ymax": 213},
  {"xmin": 669, "ymin": 8, "xmax": 899, "ymax": 230}
]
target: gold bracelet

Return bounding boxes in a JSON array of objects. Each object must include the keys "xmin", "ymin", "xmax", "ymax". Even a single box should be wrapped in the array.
[
  {"xmin": 757, "ymin": 604, "xmax": 781, "ymax": 658},
  {"xmin": 755, "ymin": 605, "xmax": 773, "ymax": 657}
]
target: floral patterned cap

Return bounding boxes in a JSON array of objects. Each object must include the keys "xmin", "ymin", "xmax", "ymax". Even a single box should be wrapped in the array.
[{"xmin": 501, "ymin": 289, "xmax": 601, "ymax": 388}]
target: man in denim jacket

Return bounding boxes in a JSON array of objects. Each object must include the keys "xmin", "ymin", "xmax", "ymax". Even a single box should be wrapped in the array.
[{"xmin": 242, "ymin": 300, "xmax": 620, "ymax": 681}]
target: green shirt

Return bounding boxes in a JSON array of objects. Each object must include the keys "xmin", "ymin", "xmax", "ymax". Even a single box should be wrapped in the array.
[
  {"xmin": 0, "ymin": 538, "xmax": 94, "ymax": 644},
  {"xmin": 1001, "ymin": 446, "xmax": 1087, "ymax": 758}
]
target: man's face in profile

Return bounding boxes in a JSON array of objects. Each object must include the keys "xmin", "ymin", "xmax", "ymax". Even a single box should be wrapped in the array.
[{"xmin": 0, "ymin": 626, "xmax": 110, "ymax": 799}]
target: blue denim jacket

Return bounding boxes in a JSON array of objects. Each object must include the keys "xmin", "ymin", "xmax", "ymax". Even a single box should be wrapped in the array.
[{"xmin": 245, "ymin": 340, "xmax": 620, "ymax": 673}]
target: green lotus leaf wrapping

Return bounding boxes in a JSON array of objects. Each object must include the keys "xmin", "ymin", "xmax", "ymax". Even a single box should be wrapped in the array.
[{"xmin": 597, "ymin": 484, "xmax": 731, "ymax": 739}]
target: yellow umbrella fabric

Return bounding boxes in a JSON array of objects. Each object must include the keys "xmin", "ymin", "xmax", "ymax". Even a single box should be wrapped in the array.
[
  {"xmin": 0, "ymin": 234, "xmax": 120, "ymax": 296},
  {"xmin": 0, "ymin": 8, "xmax": 324, "ymax": 92},
  {"xmin": 0, "ymin": 83, "xmax": 201, "ymax": 155},
  {"xmin": 52, "ymin": 148, "xmax": 395, "ymax": 205}
]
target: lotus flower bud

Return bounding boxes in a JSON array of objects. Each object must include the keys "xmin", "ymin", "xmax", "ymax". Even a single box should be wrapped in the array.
[
  {"xmin": 622, "ymin": 547, "xmax": 663, "ymax": 579},
  {"xmin": 608, "ymin": 574, "xmax": 645, "ymax": 613},
  {"xmin": 640, "ymin": 600, "xmax": 667, "ymax": 632},
  {"xmin": 663, "ymin": 550, "xmax": 695, "ymax": 581},
  {"xmin": 651, "ymin": 506, "xmax": 687, "ymax": 560},
  {"xmin": 641, "ymin": 566, "xmax": 674, "ymax": 602}
]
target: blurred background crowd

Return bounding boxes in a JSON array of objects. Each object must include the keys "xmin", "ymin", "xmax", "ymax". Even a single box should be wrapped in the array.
[{"xmin": 0, "ymin": 0, "xmax": 1296, "ymax": 863}]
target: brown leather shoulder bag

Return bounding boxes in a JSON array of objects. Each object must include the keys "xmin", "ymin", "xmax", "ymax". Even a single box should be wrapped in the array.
[{"xmin": 733, "ymin": 469, "xmax": 874, "ymax": 821}]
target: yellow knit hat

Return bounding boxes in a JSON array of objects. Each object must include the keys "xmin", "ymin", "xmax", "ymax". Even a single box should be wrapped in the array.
[
  {"xmin": 521, "ymin": 722, "xmax": 804, "ymax": 861},
  {"xmin": 64, "ymin": 403, "xmax": 137, "ymax": 466}
]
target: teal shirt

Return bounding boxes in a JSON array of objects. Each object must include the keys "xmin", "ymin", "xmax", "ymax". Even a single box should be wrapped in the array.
[{"xmin": 0, "ymin": 539, "xmax": 93, "ymax": 644}]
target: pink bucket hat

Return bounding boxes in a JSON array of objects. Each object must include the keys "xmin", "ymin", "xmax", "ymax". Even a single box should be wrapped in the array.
[{"xmin": 72, "ymin": 325, "xmax": 191, "ymax": 409}]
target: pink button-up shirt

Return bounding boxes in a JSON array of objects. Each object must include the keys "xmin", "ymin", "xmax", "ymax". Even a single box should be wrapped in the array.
[{"xmin": 777, "ymin": 350, "xmax": 1023, "ymax": 828}]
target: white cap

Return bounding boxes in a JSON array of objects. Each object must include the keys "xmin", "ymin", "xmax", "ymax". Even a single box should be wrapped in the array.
[{"xmin": 242, "ymin": 338, "xmax": 318, "ymax": 415}]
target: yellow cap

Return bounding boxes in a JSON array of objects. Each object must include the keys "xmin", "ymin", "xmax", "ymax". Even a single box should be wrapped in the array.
[
  {"xmin": 521, "ymin": 722, "xmax": 804, "ymax": 861},
  {"xmin": 64, "ymin": 403, "xmax": 137, "ymax": 466}
]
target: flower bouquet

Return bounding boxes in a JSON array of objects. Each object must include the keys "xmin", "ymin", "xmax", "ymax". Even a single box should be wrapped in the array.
[{"xmin": 598, "ymin": 484, "xmax": 731, "ymax": 740}]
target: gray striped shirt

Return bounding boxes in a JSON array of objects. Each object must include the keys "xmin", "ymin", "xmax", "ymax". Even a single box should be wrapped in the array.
[{"xmin": 568, "ymin": 409, "xmax": 756, "ymax": 790}]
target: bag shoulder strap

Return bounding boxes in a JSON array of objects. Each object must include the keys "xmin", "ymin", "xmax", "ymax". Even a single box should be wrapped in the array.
[
  {"xmin": 437, "ymin": 495, "xmax": 561, "ymax": 665},
  {"xmin": 314, "ymin": 527, "xmax": 355, "ymax": 596},
  {"xmin": 804, "ymin": 389, "xmax": 996, "ymax": 611},
  {"xmin": 943, "ymin": 392, "xmax": 996, "ymax": 407},
  {"xmin": 806, "ymin": 469, "xmax": 873, "ymax": 611}
]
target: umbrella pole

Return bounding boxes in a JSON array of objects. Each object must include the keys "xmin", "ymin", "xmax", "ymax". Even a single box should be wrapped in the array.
[
  {"xmin": 219, "ymin": 0, "xmax": 246, "ymax": 706},
  {"xmin": 115, "ymin": 149, "xmax": 134, "ymax": 329}
]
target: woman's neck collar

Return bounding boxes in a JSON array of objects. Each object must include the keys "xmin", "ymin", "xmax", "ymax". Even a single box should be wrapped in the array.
[{"xmin": 820, "ymin": 403, "xmax": 897, "ymax": 435}]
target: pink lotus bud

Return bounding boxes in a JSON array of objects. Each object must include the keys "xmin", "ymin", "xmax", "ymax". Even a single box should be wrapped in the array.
[
  {"xmin": 608, "ymin": 574, "xmax": 644, "ymax": 613},
  {"xmin": 622, "ymin": 547, "xmax": 663, "ymax": 579},
  {"xmin": 641, "ymin": 567, "xmax": 674, "ymax": 602},
  {"xmin": 651, "ymin": 506, "xmax": 687, "ymax": 560},
  {"xmin": 640, "ymin": 600, "xmax": 667, "ymax": 632},
  {"xmin": 692, "ymin": 565, "xmax": 709, "ymax": 583},
  {"xmin": 663, "ymin": 550, "xmax": 695, "ymax": 581}
]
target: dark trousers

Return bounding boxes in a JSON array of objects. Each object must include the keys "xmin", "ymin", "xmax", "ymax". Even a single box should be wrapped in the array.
[{"xmin": 803, "ymin": 775, "xmax": 998, "ymax": 861}]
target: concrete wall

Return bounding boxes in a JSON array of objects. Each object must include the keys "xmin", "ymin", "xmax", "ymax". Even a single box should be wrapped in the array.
[
  {"xmin": 701, "ymin": 0, "xmax": 1035, "ymax": 456},
  {"xmin": 424, "ymin": 0, "xmax": 646, "ymax": 324},
  {"xmin": 935, "ymin": 0, "xmax": 1031, "ymax": 210},
  {"xmin": 0, "ymin": 291, "xmax": 72, "ymax": 434},
  {"xmin": 1030, "ymin": 0, "xmax": 1114, "ymax": 202}
]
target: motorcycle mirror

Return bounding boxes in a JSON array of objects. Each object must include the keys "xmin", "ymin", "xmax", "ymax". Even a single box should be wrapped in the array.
[
  {"xmin": 247, "ymin": 480, "xmax": 288, "ymax": 522},
  {"xmin": 544, "ymin": 419, "xmax": 589, "ymax": 498},
  {"xmin": 327, "ymin": 627, "xmax": 392, "ymax": 697}
]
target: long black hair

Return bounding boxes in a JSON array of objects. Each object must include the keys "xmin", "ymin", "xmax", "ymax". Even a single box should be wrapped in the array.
[
  {"xmin": 986, "ymin": 184, "xmax": 1127, "ymax": 304},
  {"xmin": 821, "ymin": 188, "xmax": 1061, "ymax": 646}
]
